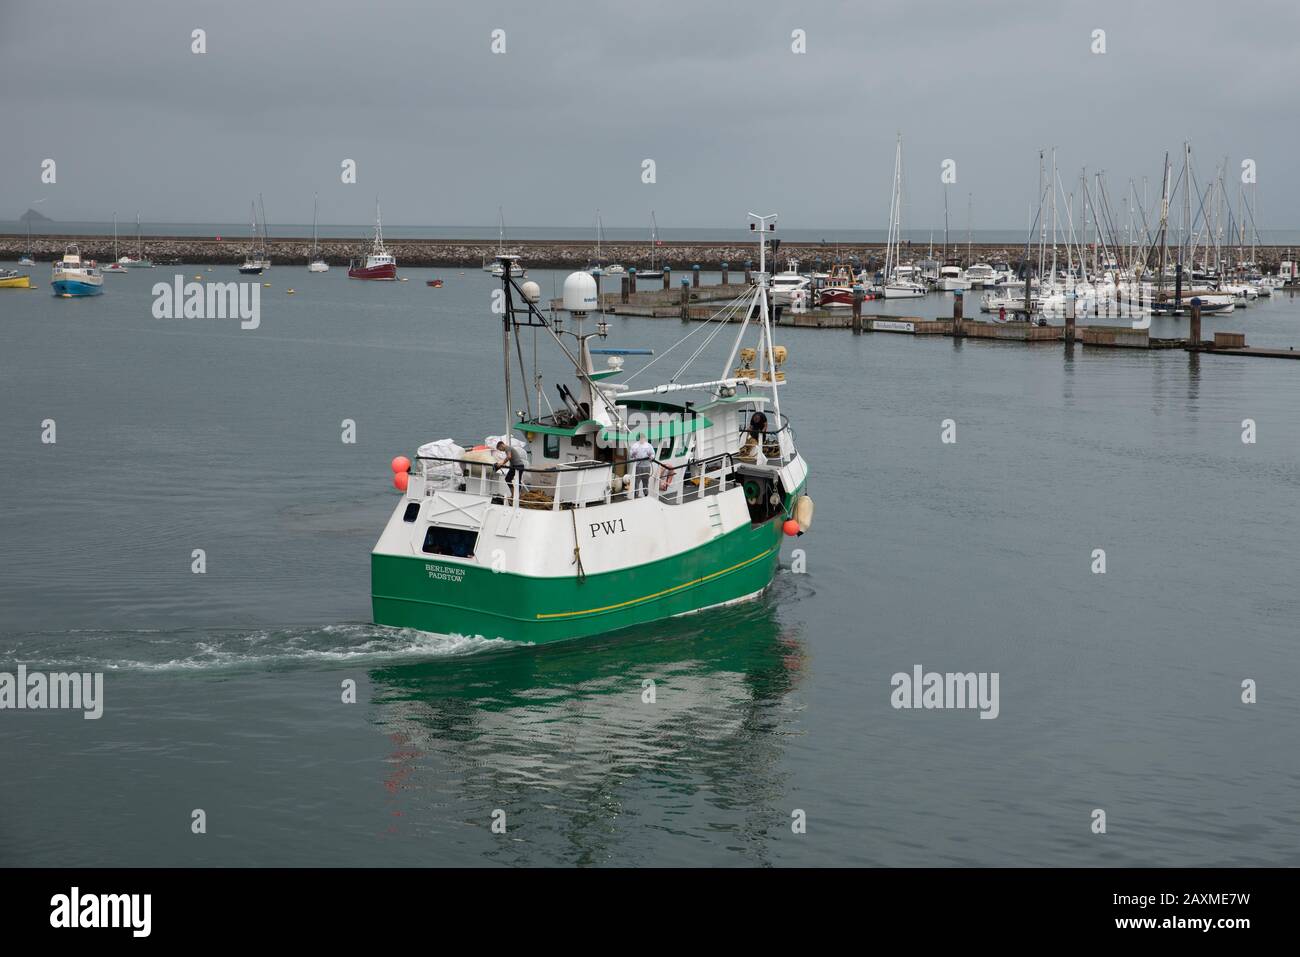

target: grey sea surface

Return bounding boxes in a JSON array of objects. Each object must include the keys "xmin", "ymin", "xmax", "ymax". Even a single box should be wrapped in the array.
[{"xmin": 1, "ymin": 262, "xmax": 1297, "ymax": 866}]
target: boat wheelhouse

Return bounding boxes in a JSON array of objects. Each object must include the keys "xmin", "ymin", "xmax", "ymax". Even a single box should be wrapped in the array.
[{"xmin": 372, "ymin": 212, "xmax": 813, "ymax": 644}]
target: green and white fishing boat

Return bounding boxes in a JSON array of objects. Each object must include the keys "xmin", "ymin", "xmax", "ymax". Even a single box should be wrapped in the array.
[{"xmin": 372, "ymin": 213, "xmax": 813, "ymax": 644}]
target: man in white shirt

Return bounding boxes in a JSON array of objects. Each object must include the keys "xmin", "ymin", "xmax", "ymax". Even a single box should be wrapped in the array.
[{"xmin": 629, "ymin": 433, "xmax": 655, "ymax": 498}]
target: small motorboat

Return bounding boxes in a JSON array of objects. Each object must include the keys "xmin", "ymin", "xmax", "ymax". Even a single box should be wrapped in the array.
[
  {"xmin": 0, "ymin": 268, "xmax": 32, "ymax": 289},
  {"xmin": 427, "ymin": 278, "xmax": 443, "ymax": 287}
]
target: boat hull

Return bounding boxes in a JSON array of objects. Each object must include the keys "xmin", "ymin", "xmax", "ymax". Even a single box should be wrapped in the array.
[
  {"xmin": 0, "ymin": 274, "xmax": 32, "ymax": 289},
  {"xmin": 348, "ymin": 262, "xmax": 398, "ymax": 280},
  {"xmin": 51, "ymin": 278, "xmax": 102, "ymax": 297},
  {"xmin": 372, "ymin": 513, "xmax": 789, "ymax": 645}
]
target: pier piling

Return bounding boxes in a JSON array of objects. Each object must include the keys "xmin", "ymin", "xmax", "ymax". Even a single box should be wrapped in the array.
[
  {"xmin": 621, "ymin": 275, "xmax": 630, "ymax": 303},
  {"xmin": 662, "ymin": 266, "xmax": 671, "ymax": 291},
  {"xmin": 1065, "ymin": 293, "xmax": 1076, "ymax": 344},
  {"xmin": 744, "ymin": 260, "xmax": 752, "ymax": 285},
  {"xmin": 679, "ymin": 279, "xmax": 690, "ymax": 322},
  {"xmin": 721, "ymin": 261, "xmax": 729, "ymax": 285},
  {"xmin": 629, "ymin": 268, "xmax": 637, "ymax": 295},
  {"xmin": 952, "ymin": 288, "xmax": 964, "ymax": 338},
  {"xmin": 852, "ymin": 285, "xmax": 864, "ymax": 335},
  {"xmin": 1190, "ymin": 298, "xmax": 1202, "ymax": 347},
  {"xmin": 692, "ymin": 264, "xmax": 700, "ymax": 288}
]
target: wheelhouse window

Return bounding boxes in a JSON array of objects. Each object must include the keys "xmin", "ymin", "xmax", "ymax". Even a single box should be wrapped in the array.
[
  {"xmin": 544, "ymin": 433, "xmax": 561, "ymax": 459},
  {"xmin": 422, "ymin": 526, "xmax": 478, "ymax": 558},
  {"xmin": 402, "ymin": 502, "xmax": 421, "ymax": 523}
]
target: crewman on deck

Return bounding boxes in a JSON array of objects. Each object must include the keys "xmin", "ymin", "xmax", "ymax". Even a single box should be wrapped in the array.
[
  {"xmin": 495, "ymin": 441, "xmax": 527, "ymax": 502},
  {"xmin": 629, "ymin": 432, "xmax": 655, "ymax": 498}
]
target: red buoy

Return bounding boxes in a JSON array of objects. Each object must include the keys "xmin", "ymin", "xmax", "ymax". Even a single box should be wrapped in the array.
[
  {"xmin": 782, "ymin": 519, "xmax": 800, "ymax": 536},
  {"xmin": 393, "ymin": 471, "xmax": 409, "ymax": 492},
  {"xmin": 391, "ymin": 455, "xmax": 411, "ymax": 474}
]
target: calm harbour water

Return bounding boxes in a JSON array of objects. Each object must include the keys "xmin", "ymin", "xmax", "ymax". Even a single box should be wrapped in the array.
[{"xmin": 1, "ymin": 263, "xmax": 1297, "ymax": 866}]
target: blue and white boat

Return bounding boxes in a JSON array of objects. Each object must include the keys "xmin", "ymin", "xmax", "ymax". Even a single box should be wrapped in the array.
[{"xmin": 51, "ymin": 245, "xmax": 104, "ymax": 297}]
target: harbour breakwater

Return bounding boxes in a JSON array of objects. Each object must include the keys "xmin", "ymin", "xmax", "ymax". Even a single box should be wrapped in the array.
[{"xmin": 2, "ymin": 234, "xmax": 1294, "ymax": 271}]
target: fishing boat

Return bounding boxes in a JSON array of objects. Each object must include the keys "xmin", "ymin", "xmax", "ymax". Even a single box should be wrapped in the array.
[
  {"xmin": 372, "ymin": 212, "xmax": 813, "ymax": 644},
  {"xmin": 239, "ymin": 199, "xmax": 271, "ymax": 275},
  {"xmin": 818, "ymin": 263, "xmax": 870, "ymax": 307},
  {"xmin": 51, "ymin": 245, "xmax": 104, "ymax": 297},
  {"xmin": 0, "ymin": 268, "xmax": 32, "ymax": 289},
  {"xmin": 103, "ymin": 213, "xmax": 128, "ymax": 273},
  {"xmin": 348, "ymin": 200, "xmax": 397, "ymax": 280},
  {"xmin": 117, "ymin": 213, "xmax": 154, "ymax": 268},
  {"xmin": 307, "ymin": 193, "xmax": 329, "ymax": 272}
]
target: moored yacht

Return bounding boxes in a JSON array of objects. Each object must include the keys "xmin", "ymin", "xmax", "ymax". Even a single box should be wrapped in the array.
[
  {"xmin": 769, "ymin": 258, "xmax": 811, "ymax": 304},
  {"xmin": 936, "ymin": 263, "xmax": 969, "ymax": 291},
  {"xmin": 964, "ymin": 262, "xmax": 997, "ymax": 288},
  {"xmin": 307, "ymin": 192, "xmax": 329, "ymax": 272}
]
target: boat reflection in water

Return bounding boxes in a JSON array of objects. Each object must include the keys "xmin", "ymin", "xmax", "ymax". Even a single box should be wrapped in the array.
[{"xmin": 365, "ymin": 593, "xmax": 807, "ymax": 864}]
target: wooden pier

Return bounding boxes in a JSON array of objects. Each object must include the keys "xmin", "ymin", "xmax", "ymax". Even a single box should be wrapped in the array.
[{"xmin": 574, "ymin": 276, "xmax": 1299, "ymax": 359}]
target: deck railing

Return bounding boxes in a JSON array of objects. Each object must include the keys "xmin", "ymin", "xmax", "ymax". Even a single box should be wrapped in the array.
[{"xmin": 412, "ymin": 451, "xmax": 736, "ymax": 511}]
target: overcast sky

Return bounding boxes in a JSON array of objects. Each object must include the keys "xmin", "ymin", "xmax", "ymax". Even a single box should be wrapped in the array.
[{"xmin": 3, "ymin": 0, "xmax": 1297, "ymax": 231}]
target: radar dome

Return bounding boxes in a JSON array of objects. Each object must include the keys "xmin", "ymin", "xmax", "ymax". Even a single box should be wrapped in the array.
[
  {"xmin": 521, "ymin": 280, "xmax": 541, "ymax": 303},
  {"xmin": 562, "ymin": 271, "xmax": 599, "ymax": 313}
]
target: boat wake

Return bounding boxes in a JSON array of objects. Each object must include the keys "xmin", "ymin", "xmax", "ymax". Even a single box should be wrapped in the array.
[{"xmin": 0, "ymin": 623, "xmax": 517, "ymax": 674}]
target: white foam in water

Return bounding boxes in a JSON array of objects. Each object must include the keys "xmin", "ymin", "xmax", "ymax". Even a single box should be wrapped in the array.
[{"xmin": 3, "ymin": 624, "xmax": 518, "ymax": 673}]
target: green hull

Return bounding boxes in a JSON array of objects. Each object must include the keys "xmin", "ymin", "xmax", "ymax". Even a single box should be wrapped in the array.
[{"xmin": 372, "ymin": 516, "xmax": 787, "ymax": 645}]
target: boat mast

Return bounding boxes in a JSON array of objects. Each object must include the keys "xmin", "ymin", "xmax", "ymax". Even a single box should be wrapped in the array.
[
  {"xmin": 258, "ymin": 194, "xmax": 269, "ymax": 259},
  {"xmin": 650, "ymin": 211, "xmax": 658, "ymax": 270},
  {"xmin": 113, "ymin": 212, "xmax": 119, "ymax": 260},
  {"xmin": 965, "ymin": 192, "xmax": 972, "ymax": 265},
  {"xmin": 749, "ymin": 212, "xmax": 781, "ymax": 420},
  {"xmin": 943, "ymin": 186, "xmax": 949, "ymax": 259},
  {"xmin": 312, "ymin": 192, "xmax": 319, "ymax": 257}
]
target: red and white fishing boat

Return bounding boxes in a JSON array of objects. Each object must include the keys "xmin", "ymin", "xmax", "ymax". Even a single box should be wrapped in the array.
[
  {"xmin": 348, "ymin": 200, "xmax": 397, "ymax": 280},
  {"xmin": 817, "ymin": 263, "xmax": 872, "ymax": 307}
]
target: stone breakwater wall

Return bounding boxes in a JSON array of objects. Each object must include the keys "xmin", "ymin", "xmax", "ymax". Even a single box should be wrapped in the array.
[{"xmin": 0, "ymin": 234, "xmax": 1292, "ymax": 270}]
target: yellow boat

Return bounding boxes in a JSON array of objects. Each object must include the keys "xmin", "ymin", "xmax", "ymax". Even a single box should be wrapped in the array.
[{"xmin": 0, "ymin": 269, "xmax": 32, "ymax": 289}]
